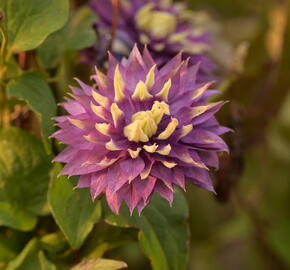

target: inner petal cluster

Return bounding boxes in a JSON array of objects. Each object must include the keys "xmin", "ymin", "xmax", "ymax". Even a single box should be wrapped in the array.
[{"xmin": 124, "ymin": 101, "xmax": 170, "ymax": 142}]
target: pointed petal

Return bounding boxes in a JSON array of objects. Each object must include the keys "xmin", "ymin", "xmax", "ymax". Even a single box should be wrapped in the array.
[
  {"xmin": 123, "ymin": 184, "xmax": 142, "ymax": 215},
  {"xmin": 184, "ymin": 167, "xmax": 214, "ymax": 192},
  {"xmin": 105, "ymin": 139, "xmax": 123, "ymax": 151},
  {"xmin": 161, "ymin": 161, "xmax": 177, "ymax": 168},
  {"xmin": 182, "ymin": 129, "xmax": 229, "ymax": 152},
  {"xmin": 134, "ymin": 176, "xmax": 156, "ymax": 202},
  {"xmin": 156, "ymin": 144, "xmax": 171, "ymax": 155},
  {"xmin": 155, "ymin": 181, "xmax": 174, "ymax": 205},
  {"xmin": 157, "ymin": 118, "xmax": 179, "ymax": 140},
  {"xmin": 142, "ymin": 45, "xmax": 155, "ymax": 69},
  {"xmin": 143, "ymin": 143, "xmax": 158, "ymax": 153},
  {"xmin": 119, "ymin": 157, "xmax": 145, "ymax": 183},
  {"xmin": 151, "ymin": 165, "xmax": 174, "ymax": 191},
  {"xmin": 95, "ymin": 123, "xmax": 110, "ymax": 136},
  {"xmin": 110, "ymin": 103, "xmax": 124, "ymax": 127},
  {"xmin": 145, "ymin": 64, "xmax": 156, "ymax": 89},
  {"xmin": 171, "ymin": 145, "xmax": 208, "ymax": 169},
  {"xmin": 53, "ymin": 147, "xmax": 79, "ymax": 163},
  {"xmin": 106, "ymin": 190, "xmax": 123, "ymax": 214},
  {"xmin": 128, "ymin": 147, "xmax": 142, "ymax": 159},
  {"xmin": 155, "ymin": 79, "xmax": 171, "ymax": 101},
  {"xmin": 114, "ymin": 65, "xmax": 125, "ymax": 102},
  {"xmin": 173, "ymin": 168, "xmax": 185, "ymax": 189},
  {"xmin": 90, "ymin": 170, "xmax": 108, "ymax": 199},
  {"xmin": 90, "ymin": 102, "xmax": 110, "ymax": 121},
  {"xmin": 132, "ymin": 81, "xmax": 153, "ymax": 101},
  {"xmin": 140, "ymin": 155, "xmax": 155, "ymax": 179},
  {"xmin": 92, "ymin": 67, "xmax": 108, "ymax": 89},
  {"xmin": 176, "ymin": 124, "xmax": 193, "ymax": 141},
  {"xmin": 76, "ymin": 174, "xmax": 92, "ymax": 188},
  {"xmin": 92, "ymin": 90, "xmax": 110, "ymax": 107}
]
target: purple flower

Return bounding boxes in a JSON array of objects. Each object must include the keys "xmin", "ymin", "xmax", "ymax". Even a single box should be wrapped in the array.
[
  {"xmin": 53, "ymin": 46, "xmax": 229, "ymax": 214},
  {"xmin": 83, "ymin": 0, "xmax": 217, "ymax": 82}
]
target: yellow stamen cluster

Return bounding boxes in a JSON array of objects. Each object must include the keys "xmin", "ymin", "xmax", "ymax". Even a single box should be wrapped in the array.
[{"xmin": 124, "ymin": 101, "xmax": 170, "ymax": 142}]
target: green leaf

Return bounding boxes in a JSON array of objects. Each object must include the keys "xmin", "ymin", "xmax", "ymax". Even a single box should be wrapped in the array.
[
  {"xmin": 104, "ymin": 190, "xmax": 190, "ymax": 270},
  {"xmin": 38, "ymin": 251, "xmax": 56, "ymax": 270},
  {"xmin": 0, "ymin": 0, "xmax": 69, "ymax": 51},
  {"xmin": 0, "ymin": 229, "xmax": 31, "ymax": 268},
  {"xmin": 40, "ymin": 231, "xmax": 69, "ymax": 254},
  {"xmin": 48, "ymin": 164, "xmax": 102, "ymax": 249},
  {"xmin": 64, "ymin": 7, "xmax": 98, "ymax": 50},
  {"xmin": 0, "ymin": 235, "xmax": 16, "ymax": 266},
  {"xmin": 6, "ymin": 239, "xmax": 39, "ymax": 270},
  {"xmin": 81, "ymin": 225, "xmax": 138, "ymax": 259},
  {"xmin": 7, "ymin": 72, "xmax": 57, "ymax": 153},
  {"xmin": 6, "ymin": 239, "xmax": 56, "ymax": 270},
  {"xmin": 4, "ymin": 57, "xmax": 22, "ymax": 80},
  {"xmin": 0, "ymin": 202, "xmax": 37, "ymax": 232},
  {"xmin": 71, "ymin": 258, "xmax": 127, "ymax": 270},
  {"xmin": 37, "ymin": 7, "xmax": 98, "ymax": 69},
  {"xmin": 0, "ymin": 127, "xmax": 52, "ymax": 230}
]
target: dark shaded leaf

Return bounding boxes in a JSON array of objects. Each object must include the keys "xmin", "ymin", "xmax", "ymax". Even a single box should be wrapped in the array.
[
  {"xmin": 6, "ymin": 238, "xmax": 56, "ymax": 270},
  {"xmin": 0, "ymin": 127, "xmax": 52, "ymax": 231},
  {"xmin": 7, "ymin": 72, "xmax": 57, "ymax": 153},
  {"xmin": 48, "ymin": 164, "xmax": 102, "ymax": 249},
  {"xmin": 37, "ymin": 7, "xmax": 97, "ymax": 69},
  {"xmin": 104, "ymin": 190, "xmax": 189, "ymax": 270}
]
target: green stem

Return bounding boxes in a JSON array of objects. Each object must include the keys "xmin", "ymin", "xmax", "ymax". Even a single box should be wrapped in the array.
[
  {"xmin": 0, "ymin": 23, "xmax": 8, "ymax": 68},
  {"xmin": 0, "ymin": 84, "xmax": 9, "ymax": 128},
  {"xmin": 0, "ymin": 22, "xmax": 9, "ymax": 127},
  {"xmin": 109, "ymin": 0, "xmax": 119, "ymax": 52}
]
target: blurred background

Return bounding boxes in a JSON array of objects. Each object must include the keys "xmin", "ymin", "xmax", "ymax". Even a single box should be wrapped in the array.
[{"xmin": 1, "ymin": 0, "xmax": 290, "ymax": 269}]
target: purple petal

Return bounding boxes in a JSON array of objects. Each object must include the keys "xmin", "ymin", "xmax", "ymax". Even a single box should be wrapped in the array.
[
  {"xmin": 133, "ymin": 176, "xmax": 157, "ymax": 202},
  {"xmin": 91, "ymin": 170, "xmax": 108, "ymax": 199},
  {"xmin": 184, "ymin": 167, "xmax": 214, "ymax": 192},
  {"xmin": 76, "ymin": 174, "xmax": 92, "ymax": 188},
  {"xmin": 119, "ymin": 157, "xmax": 145, "ymax": 182},
  {"xmin": 106, "ymin": 189, "xmax": 123, "ymax": 214},
  {"xmin": 182, "ymin": 129, "xmax": 229, "ymax": 152},
  {"xmin": 155, "ymin": 181, "xmax": 174, "ymax": 205}
]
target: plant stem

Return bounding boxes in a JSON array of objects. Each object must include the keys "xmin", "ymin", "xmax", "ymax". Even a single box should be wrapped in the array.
[
  {"xmin": 0, "ymin": 20, "xmax": 10, "ymax": 127},
  {"xmin": 0, "ymin": 24, "xmax": 8, "ymax": 68},
  {"xmin": 109, "ymin": 0, "xmax": 119, "ymax": 52},
  {"xmin": 0, "ymin": 84, "xmax": 9, "ymax": 128},
  {"xmin": 18, "ymin": 51, "xmax": 26, "ymax": 69}
]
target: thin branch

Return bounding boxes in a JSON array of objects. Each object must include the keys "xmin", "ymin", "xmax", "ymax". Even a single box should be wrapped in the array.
[
  {"xmin": 18, "ymin": 52, "xmax": 26, "ymax": 70},
  {"xmin": 109, "ymin": 0, "xmax": 119, "ymax": 52}
]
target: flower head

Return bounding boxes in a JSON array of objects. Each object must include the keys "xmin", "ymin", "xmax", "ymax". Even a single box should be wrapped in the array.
[
  {"xmin": 83, "ymin": 0, "xmax": 217, "ymax": 82},
  {"xmin": 53, "ymin": 46, "xmax": 229, "ymax": 214}
]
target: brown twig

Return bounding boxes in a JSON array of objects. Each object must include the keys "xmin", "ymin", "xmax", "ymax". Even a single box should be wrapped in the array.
[
  {"xmin": 18, "ymin": 51, "xmax": 26, "ymax": 69},
  {"xmin": 109, "ymin": 0, "xmax": 119, "ymax": 52}
]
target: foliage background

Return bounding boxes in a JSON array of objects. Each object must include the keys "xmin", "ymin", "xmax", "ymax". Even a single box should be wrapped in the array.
[{"xmin": 0, "ymin": 0, "xmax": 290, "ymax": 269}]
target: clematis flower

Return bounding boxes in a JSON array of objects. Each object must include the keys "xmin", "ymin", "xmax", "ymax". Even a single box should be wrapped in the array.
[
  {"xmin": 53, "ymin": 46, "xmax": 229, "ymax": 214},
  {"xmin": 83, "ymin": 0, "xmax": 217, "ymax": 82}
]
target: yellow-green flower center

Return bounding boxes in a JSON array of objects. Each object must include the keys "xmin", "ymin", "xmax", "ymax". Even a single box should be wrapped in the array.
[
  {"xmin": 124, "ymin": 101, "xmax": 170, "ymax": 142},
  {"xmin": 135, "ymin": 4, "xmax": 177, "ymax": 39}
]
